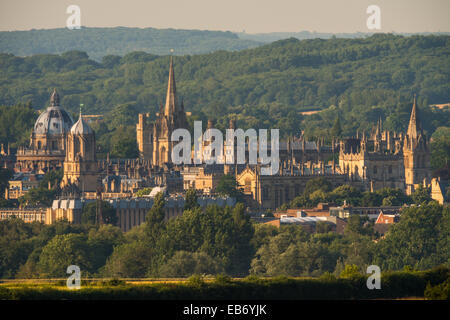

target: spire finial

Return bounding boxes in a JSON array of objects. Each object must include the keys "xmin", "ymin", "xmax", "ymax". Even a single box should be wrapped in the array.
[
  {"xmin": 164, "ymin": 54, "xmax": 177, "ymax": 116},
  {"xmin": 407, "ymin": 94, "xmax": 422, "ymax": 139},
  {"xmin": 79, "ymin": 103, "xmax": 84, "ymax": 120}
]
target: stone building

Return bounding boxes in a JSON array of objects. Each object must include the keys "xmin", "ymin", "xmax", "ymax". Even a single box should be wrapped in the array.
[
  {"xmin": 136, "ymin": 57, "xmax": 189, "ymax": 166},
  {"xmin": 403, "ymin": 97, "xmax": 431, "ymax": 194},
  {"xmin": 61, "ymin": 111, "xmax": 99, "ymax": 193},
  {"xmin": 181, "ymin": 164, "xmax": 224, "ymax": 193},
  {"xmin": 236, "ymin": 165, "xmax": 348, "ymax": 210},
  {"xmin": 338, "ymin": 97, "xmax": 431, "ymax": 194},
  {"xmin": 46, "ymin": 196, "xmax": 236, "ymax": 232},
  {"xmin": 0, "ymin": 207, "xmax": 46, "ymax": 223},
  {"xmin": 15, "ymin": 89, "xmax": 74, "ymax": 173}
]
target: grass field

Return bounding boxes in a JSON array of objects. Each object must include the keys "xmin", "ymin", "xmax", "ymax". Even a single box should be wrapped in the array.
[{"xmin": 0, "ymin": 268, "xmax": 448, "ymax": 300}]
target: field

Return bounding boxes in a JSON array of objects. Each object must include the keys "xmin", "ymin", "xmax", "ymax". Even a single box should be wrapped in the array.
[{"xmin": 0, "ymin": 267, "xmax": 448, "ymax": 300}]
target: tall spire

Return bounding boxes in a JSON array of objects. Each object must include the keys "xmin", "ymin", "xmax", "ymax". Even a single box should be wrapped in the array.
[
  {"xmin": 50, "ymin": 88, "xmax": 60, "ymax": 107},
  {"xmin": 164, "ymin": 56, "xmax": 178, "ymax": 117},
  {"xmin": 407, "ymin": 94, "xmax": 422, "ymax": 139}
]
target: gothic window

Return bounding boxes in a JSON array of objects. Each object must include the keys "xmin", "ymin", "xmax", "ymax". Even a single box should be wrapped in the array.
[
  {"xmin": 37, "ymin": 141, "xmax": 41, "ymax": 149},
  {"xmin": 285, "ymin": 187, "xmax": 290, "ymax": 202},
  {"xmin": 388, "ymin": 165, "xmax": 392, "ymax": 174},
  {"xmin": 373, "ymin": 166, "xmax": 378, "ymax": 174}
]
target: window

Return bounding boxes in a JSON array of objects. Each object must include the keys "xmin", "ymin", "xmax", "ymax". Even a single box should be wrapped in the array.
[
  {"xmin": 388, "ymin": 165, "xmax": 392, "ymax": 174},
  {"xmin": 373, "ymin": 166, "xmax": 377, "ymax": 174}
]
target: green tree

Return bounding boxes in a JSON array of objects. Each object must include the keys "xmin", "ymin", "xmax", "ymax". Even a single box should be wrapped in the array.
[
  {"xmin": 134, "ymin": 187, "xmax": 152, "ymax": 197},
  {"xmin": 87, "ymin": 225, "xmax": 125, "ymax": 271},
  {"xmin": 37, "ymin": 233, "xmax": 92, "ymax": 277},
  {"xmin": 158, "ymin": 250, "xmax": 224, "ymax": 277},
  {"xmin": 215, "ymin": 174, "xmax": 244, "ymax": 201},
  {"xmin": 145, "ymin": 192, "xmax": 166, "ymax": 244},
  {"xmin": 102, "ymin": 242, "xmax": 153, "ymax": 278},
  {"xmin": 304, "ymin": 177, "xmax": 333, "ymax": 196},
  {"xmin": 339, "ymin": 264, "xmax": 362, "ymax": 279},
  {"xmin": 0, "ymin": 168, "xmax": 13, "ymax": 198},
  {"xmin": 184, "ymin": 188, "xmax": 199, "ymax": 211},
  {"xmin": 18, "ymin": 187, "xmax": 56, "ymax": 207},
  {"xmin": 39, "ymin": 169, "xmax": 63, "ymax": 189},
  {"xmin": 331, "ymin": 117, "xmax": 342, "ymax": 138},
  {"xmin": 411, "ymin": 185, "xmax": 432, "ymax": 204},
  {"xmin": 373, "ymin": 203, "xmax": 447, "ymax": 270}
]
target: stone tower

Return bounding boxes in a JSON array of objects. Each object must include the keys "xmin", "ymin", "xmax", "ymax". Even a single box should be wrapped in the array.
[
  {"xmin": 403, "ymin": 96, "xmax": 430, "ymax": 195},
  {"xmin": 61, "ymin": 111, "xmax": 99, "ymax": 193},
  {"xmin": 152, "ymin": 57, "xmax": 189, "ymax": 166},
  {"xmin": 136, "ymin": 113, "xmax": 153, "ymax": 159}
]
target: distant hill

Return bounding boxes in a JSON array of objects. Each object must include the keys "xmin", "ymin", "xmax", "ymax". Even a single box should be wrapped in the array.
[
  {"xmin": 237, "ymin": 30, "xmax": 450, "ymax": 43},
  {"xmin": 0, "ymin": 27, "xmax": 262, "ymax": 61}
]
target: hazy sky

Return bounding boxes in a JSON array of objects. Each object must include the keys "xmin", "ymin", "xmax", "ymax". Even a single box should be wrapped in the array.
[{"xmin": 1, "ymin": 0, "xmax": 449, "ymax": 33}]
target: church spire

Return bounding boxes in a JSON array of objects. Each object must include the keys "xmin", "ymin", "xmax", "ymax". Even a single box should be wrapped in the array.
[
  {"xmin": 407, "ymin": 94, "xmax": 422, "ymax": 139},
  {"xmin": 164, "ymin": 56, "xmax": 178, "ymax": 117}
]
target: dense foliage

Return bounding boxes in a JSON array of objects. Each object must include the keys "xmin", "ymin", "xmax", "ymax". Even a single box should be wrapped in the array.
[
  {"xmin": 0, "ymin": 196, "xmax": 448, "ymax": 280},
  {"xmin": 283, "ymin": 177, "xmax": 426, "ymax": 209}
]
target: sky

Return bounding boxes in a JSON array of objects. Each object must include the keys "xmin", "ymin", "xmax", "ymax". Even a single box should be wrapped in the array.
[{"xmin": 0, "ymin": 0, "xmax": 449, "ymax": 33}]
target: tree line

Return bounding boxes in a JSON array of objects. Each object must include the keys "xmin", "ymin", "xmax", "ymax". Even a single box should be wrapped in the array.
[{"xmin": 0, "ymin": 189, "xmax": 448, "ymax": 279}]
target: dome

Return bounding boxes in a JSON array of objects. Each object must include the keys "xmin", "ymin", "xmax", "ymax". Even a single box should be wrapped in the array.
[
  {"xmin": 33, "ymin": 90, "xmax": 73, "ymax": 135},
  {"xmin": 70, "ymin": 114, "xmax": 93, "ymax": 135}
]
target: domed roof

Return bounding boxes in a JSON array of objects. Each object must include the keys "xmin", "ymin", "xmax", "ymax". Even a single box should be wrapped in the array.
[
  {"xmin": 71, "ymin": 113, "xmax": 93, "ymax": 135},
  {"xmin": 33, "ymin": 89, "xmax": 74, "ymax": 135}
]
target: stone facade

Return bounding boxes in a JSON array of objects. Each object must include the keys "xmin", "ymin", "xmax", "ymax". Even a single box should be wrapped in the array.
[
  {"xmin": 338, "ymin": 98, "xmax": 431, "ymax": 195},
  {"xmin": 236, "ymin": 166, "xmax": 348, "ymax": 210},
  {"xmin": 61, "ymin": 111, "xmax": 99, "ymax": 193}
]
